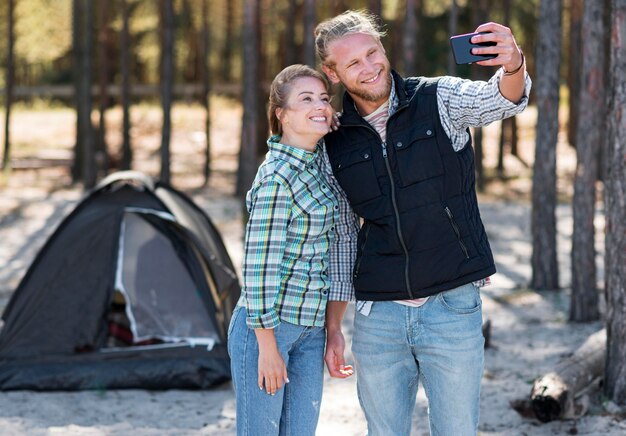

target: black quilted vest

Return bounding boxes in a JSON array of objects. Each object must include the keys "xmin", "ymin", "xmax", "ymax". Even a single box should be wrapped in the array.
[{"xmin": 325, "ymin": 71, "xmax": 496, "ymax": 300}]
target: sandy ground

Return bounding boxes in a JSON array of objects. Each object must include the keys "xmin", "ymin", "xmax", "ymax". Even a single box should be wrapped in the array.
[{"xmin": 0, "ymin": 104, "xmax": 624, "ymax": 435}]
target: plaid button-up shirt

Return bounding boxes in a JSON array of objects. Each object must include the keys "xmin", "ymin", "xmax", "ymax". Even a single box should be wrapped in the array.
[{"xmin": 240, "ymin": 137, "xmax": 354, "ymax": 329}]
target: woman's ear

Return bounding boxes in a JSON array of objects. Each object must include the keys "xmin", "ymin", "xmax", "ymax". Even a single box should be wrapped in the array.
[{"xmin": 276, "ymin": 108, "xmax": 285, "ymax": 123}]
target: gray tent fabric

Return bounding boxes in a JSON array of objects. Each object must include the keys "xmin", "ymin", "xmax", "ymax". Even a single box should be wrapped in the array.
[{"xmin": 0, "ymin": 171, "xmax": 240, "ymax": 390}]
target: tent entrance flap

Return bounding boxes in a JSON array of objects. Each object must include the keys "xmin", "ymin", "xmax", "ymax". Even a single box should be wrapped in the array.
[{"xmin": 115, "ymin": 210, "xmax": 218, "ymax": 348}]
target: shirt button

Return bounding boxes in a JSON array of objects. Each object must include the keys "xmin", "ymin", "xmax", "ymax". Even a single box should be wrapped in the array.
[
  {"xmin": 426, "ymin": 129, "xmax": 433, "ymax": 135},
  {"xmin": 397, "ymin": 141, "xmax": 403, "ymax": 148},
  {"xmin": 322, "ymin": 290, "xmax": 329, "ymax": 295},
  {"xmin": 334, "ymin": 205, "xmax": 339, "ymax": 210},
  {"xmin": 322, "ymin": 185, "xmax": 327, "ymax": 190},
  {"xmin": 363, "ymin": 153, "xmax": 370, "ymax": 159}
]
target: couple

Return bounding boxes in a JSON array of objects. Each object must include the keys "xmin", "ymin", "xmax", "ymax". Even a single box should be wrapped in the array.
[{"xmin": 228, "ymin": 10, "xmax": 531, "ymax": 436}]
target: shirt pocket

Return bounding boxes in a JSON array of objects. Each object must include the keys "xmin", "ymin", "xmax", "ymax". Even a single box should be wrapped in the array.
[
  {"xmin": 333, "ymin": 146, "xmax": 382, "ymax": 205},
  {"xmin": 392, "ymin": 120, "xmax": 444, "ymax": 188}
]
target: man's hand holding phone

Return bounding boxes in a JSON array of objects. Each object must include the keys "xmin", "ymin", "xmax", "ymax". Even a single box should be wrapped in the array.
[{"xmin": 450, "ymin": 22, "xmax": 524, "ymax": 75}]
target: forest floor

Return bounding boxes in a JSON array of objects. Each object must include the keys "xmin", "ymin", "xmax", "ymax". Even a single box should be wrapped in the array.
[{"xmin": 0, "ymin": 99, "xmax": 623, "ymax": 435}]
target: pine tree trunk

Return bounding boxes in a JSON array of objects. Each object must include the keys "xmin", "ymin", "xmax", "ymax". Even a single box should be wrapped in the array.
[
  {"xmin": 530, "ymin": 0, "xmax": 561, "ymax": 290},
  {"xmin": 567, "ymin": 0, "xmax": 583, "ymax": 148},
  {"xmin": 368, "ymin": 0, "xmax": 382, "ymax": 17},
  {"xmin": 2, "ymin": 0, "xmax": 15, "ymax": 174},
  {"xmin": 403, "ymin": 0, "xmax": 419, "ymax": 76},
  {"xmin": 120, "ymin": 0, "xmax": 132, "ymax": 170},
  {"xmin": 570, "ymin": 0, "xmax": 605, "ymax": 322},
  {"xmin": 237, "ymin": 0, "xmax": 260, "ymax": 197},
  {"xmin": 282, "ymin": 0, "xmax": 297, "ymax": 66},
  {"xmin": 221, "ymin": 0, "xmax": 235, "ymax": 82},
  {"xmin": 72, "ymin": 0, "xmax": 84, "ymax": 181},
  {"xmin": 80, "ymin": 0, "xmax": 96, "ymax": 189},
  {"xmin": 604, "ymin": 0, "xmax": 626, "ymax": 405},
  {"xmin": 303, "ymin": 0, "xmax": 316, "ymax": 67},
  {"xmin": 201, "ymin": 0, "xmax": 211, "ymax": 185},
  {"xmin": 160, "ymin": 0, "xmax": 174, "ymax": 184},
  {"xmin": 447, "ymin": 0, "xmax": 458, "ymax": 75},
  {"xmin": 96, "ymin": 0, "xmax": 109, "ymax": 176}
]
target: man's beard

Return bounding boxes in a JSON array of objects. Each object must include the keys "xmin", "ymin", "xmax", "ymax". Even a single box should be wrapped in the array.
[{"xmin": 345, "ymin": 72, "xmax": 392, "ymax": 104}]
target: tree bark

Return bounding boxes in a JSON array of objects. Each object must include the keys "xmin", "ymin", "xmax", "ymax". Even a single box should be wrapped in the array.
[
  {"xmin": 530, "ymin": 329, "xmax": 606, "ymax": 422},
  {"xmin": 570, "ymin": 0, "xmax": 605, "ymax": 322},
  {"xmin": 120, "ymin": 0, "xmax": 132, "ymax": 170},
  {"xmin": 497, "ymin": 0, "xmax": 513, "ymax": 178},
  {"xmin": 72, "ymin": 0, "xmax": 84, "ymax": 181},
  {"xmin": 79, "ymin": 0, "xmax": 96, "ymax": 189},
  {"xmin": 201, "ymin": 0, "xmax": 211, "ymax": 185},
  {"xmin": 368, "ymin": 0, "xmax": 382, "ymax": 18},
  {"xmin": 237, "ymin": 0, "xmax": 260, "ymax": 197},
  {"xmin": 96, "ymin": 0, "xmax": 110, "ymax": 176},
  {"xmin": 2, "ymin": 0, "xmax": 15, "ymax": 174},
  {"xmin": 282, "ymin": 0, "xmax": 297, "ymax": 67},
  {"xmin": 447, "ymin": 0, "xmax": 458, "ymax": 75},
  {"xmin": 221, "ymin": 0, "xmax": 235, "ymax": 82},
  {"xmin": 604, "ymin": 0, "xmax": 626, "ymax": 405},
  {"xmin": 403, "ymin": 0, "xmax": 420, "ymax": 76},
  {"xmin": 567, "ymin": 0, "xmax": 583, "ymax": 148},
  {"xmin": 303, "ymin": 0, "xmax": 316, "ymax": 67},
  {"xmin": 531, "ymin": 0, "xmax": 561, "ymax": 290},
  {"xmin": 160, "ymin": 0, "xmax": 175, "ymax": 184}
]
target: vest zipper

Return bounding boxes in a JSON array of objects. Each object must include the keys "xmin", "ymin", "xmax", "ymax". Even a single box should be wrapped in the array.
[
  {"xmin": 382, "ymin": 141, "xmax": 414, "ymax": 298},
  {"xmin": 353, "ymin": 223, "xmax": 370, "ymax": 279},
  {"xmin": 444, "ymin": 206, "xmax": 470, "ymax": 259}
]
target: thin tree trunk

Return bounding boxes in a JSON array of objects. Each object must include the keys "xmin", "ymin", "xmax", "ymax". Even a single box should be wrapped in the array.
[
  {"xmin": 530, "ymin": 0, "xmax": 561, "ymax": 290},
  {"xmin": 368, "ymin": 0, "xmax": 382, "ymax": 17},
  {"xmin": 2, "ymin": 0, "xmax": 15, "ymax": 174},
  {"xmin": 237, "ymin": 0, "xmax": 260, "ymax": 197},
  {"xmin": 96, "ymin": 0, "xmax": 109, "ymax": 176},
  {"xmin": 201, "ymin": 0, "xmax": 211, "ymax": 185},
  {"xmin": 282, "ymin": 0, "xmax": 297, "ymax": 66},
  {"xmin": 497, "ymin": 0, "xmax": 513, "ymax": 178},
  {"xmin": 120, "ymin": 0, "xmax": 132, "ymax": 170},
  {"xmin": 303, "ymin": 0, "xmax": 316, "ymax": 67},
  {"xmin": 604, "ymin": 0, "xmax": 626, "ymax": 405},
  {"xmin": 567, "ymin": 0, "xmax": 583, "ymax": 148},
  {"xmin": 447, "ymin": 0, "xmax": 458, "ymax": 75},
  {"xmin": 72, "ymin": 0, "xmax": 84, "ymax": 181},
  {"xmin": 221, "ymin": 0, "xmax": 235, "ymax": 82},
  {"xmin": 570, "ymin": 0, "xmax": 605, "ymax": 322},
  {"xmin": 80, "ymin": 0, "xmax": 96, "ymax": 189},
  {"xmin": 160, "ymin": 0, "xmax": 174, "ymax": 184},
  {"xmin": 403, "ymin": 0, "xmax": 419, "ymax": 75}
]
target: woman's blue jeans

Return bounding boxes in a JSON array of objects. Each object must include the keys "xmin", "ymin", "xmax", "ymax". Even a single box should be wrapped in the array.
[
  {"xmin": 352, "ymin": 283, "xmax": 485, "ymax": 436},
  {"xmin": 227, "ymin": 306, "xmax": 326, "ymax": 436}
]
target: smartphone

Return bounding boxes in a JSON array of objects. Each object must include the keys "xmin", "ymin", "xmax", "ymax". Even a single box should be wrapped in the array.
[{"xmin": 449, "ymin": 32, "xmax": 497, "ymax": 65}]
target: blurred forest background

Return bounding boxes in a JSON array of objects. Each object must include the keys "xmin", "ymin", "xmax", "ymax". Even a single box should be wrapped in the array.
[{"xmin": 0, "ymin": 0, "xmax": 624, "ymax": 408}]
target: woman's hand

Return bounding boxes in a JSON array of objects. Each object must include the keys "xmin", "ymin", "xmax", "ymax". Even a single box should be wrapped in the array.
[{"xmin": 255, "ymin": 328, "xmax": 289, "ymax": 396}]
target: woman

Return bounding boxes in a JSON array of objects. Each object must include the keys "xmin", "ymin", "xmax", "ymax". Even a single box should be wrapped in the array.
[{"xmin": 227, "ymin": 64, "xmax": 352, "ymax": 436}]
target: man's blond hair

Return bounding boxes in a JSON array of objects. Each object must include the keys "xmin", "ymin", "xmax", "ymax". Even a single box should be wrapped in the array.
[{"xmin": 314, "ymin": 10, "xmax": 386, "ymax": 67}]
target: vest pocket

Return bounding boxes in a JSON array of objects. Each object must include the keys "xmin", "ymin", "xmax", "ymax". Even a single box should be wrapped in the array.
[
  {"xmin": 444, "ymin": 206, "xmax": 470, "ymax": 259},
  {"xmin": 393, "ymin": 122, "xmax": 444, "ymax": 187},
  {"xmin": 334, "ymin": 147, "xmax": 381, "ymax": 205}
]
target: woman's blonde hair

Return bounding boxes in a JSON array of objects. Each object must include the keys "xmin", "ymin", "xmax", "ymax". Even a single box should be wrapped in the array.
[
  {"xmin": 268, "ymin": 64, "xmax": 330, "ymax": 136},
  {"xmin": 314, "ymin": 10, "xmax": 386, "ymax": 67}
]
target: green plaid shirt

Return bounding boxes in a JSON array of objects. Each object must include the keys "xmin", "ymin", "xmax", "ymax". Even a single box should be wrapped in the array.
[{"xmin": 240, "ymin": 137, "xmax": 341, "ymax": 329}]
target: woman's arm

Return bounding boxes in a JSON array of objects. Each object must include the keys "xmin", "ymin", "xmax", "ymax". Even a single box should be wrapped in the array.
[{"xmin": 255, "ymin": 328, "xmax": 289, "ymax": 395}]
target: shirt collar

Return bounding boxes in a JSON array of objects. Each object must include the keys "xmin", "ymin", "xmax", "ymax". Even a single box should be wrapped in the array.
[{"xmin": 267, "ymin": 135, "xmax": 317, "ymax": 171}]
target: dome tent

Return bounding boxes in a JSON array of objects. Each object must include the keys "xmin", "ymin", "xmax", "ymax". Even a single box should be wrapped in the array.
[{"xmin": 0, "ymin": 171, "xmax": 240, "ymax": 390}]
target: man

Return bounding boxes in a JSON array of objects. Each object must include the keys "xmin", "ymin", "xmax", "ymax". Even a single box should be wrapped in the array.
[{"xmin": 316, "ymin": 10, "xmax": 531, "ymax": 436}]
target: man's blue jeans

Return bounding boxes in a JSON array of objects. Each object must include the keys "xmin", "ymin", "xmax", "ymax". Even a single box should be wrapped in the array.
[
  {"xmin": 352, "ymin": 283, "xmax": 485, "ymax": 436},
  {"xmin": 227, "ymin": 306, "xmax": 326, "ymax": 436}
]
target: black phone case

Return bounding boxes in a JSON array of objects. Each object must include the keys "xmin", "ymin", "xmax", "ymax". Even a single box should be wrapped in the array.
[{"xmin": 449, "ymin": 32, "xmax": 497, "ymax": 65}]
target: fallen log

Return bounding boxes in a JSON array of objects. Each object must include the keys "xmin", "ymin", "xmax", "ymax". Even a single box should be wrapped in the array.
[{"xmin": 530, "ymin": 328, "xmax": 606, "ymax": 422}]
